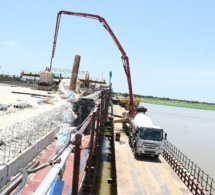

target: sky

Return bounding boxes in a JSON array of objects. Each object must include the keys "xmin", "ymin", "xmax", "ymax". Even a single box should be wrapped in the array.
[{"xmin": 0, "ymin": 1, "xmax": 215, "ymax": 103}]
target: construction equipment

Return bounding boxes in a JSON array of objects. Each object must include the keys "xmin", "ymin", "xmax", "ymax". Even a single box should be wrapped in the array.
[
  {"xmin": 20, "ymin": 69, "xmax": 106, "ymax": 91},
  {"xmin": 37, "ymin": 67, "xmax": 56, "ymax": 90},
  {"xmin": 122, "ymin": 111, "xmax": 167, "ymax": 158},
  {"xmin": 49, "ymin": 10, "xmax": 135, "ymax": 116},
  {"xmin": 20, "ymin": 68, "xmax": 63, "ymax": 85},
  {"xmin": 119, "ymin": 99, "xmax": 140, "ymax": 110},
  {"xmin": 19, "ymin": 67, "xmax": 58, "ymax": 90},
  {"xmin": 79, "ymin": 71, "xmax": 106, "ymax": 85}
]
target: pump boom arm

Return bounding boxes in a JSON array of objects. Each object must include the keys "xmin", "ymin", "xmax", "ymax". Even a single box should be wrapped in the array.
[{"xmin": 50, "ymin": 10, "xmax": 135, "ymax": 115}]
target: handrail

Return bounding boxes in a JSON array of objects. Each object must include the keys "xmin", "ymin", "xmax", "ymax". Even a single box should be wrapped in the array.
[
  {"xmin": 33, "ymin": 114, "xmax": 94, "ymax": 194},
  {"xmin": 164, "ymin": 140, "xmax": 215, "ymax": 195},
  {"xmin": 10, "ymin": 89, "xmax": 110, "ymax": 194},
  {"xmin": 34, "ymin": 146, "xmax": 73, "ymax": 195}
]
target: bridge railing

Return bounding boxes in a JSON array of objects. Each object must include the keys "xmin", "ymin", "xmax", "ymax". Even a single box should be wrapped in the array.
[
  {"xmin": 34, "ymin": 89, "xmax": 111, "ymax": 195},
  {"xmin": 164, "ymin": 140, "xmax": 215, "ymax": 195}
]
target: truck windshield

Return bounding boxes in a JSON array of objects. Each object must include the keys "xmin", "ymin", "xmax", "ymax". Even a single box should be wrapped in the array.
[{"xmin": 139, "ymin": 128, "xmax": 163, "ymax": 141}]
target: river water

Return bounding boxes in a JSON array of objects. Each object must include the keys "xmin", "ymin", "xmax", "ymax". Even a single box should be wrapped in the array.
[{"xmin": 140, "ymin": 102, "xmax": 215, "ymax": 179}]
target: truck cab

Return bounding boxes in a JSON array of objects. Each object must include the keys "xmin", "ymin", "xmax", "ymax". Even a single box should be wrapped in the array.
[
  {"xmin": 133, "ymin": 126, "xmax": 166, "ymax": 158},
  {"xmin": 124, "ymin": 112, "xmax": 167, "ymax": 158}
]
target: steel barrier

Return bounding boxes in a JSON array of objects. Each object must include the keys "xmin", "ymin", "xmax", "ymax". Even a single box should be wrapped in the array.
[
  {"xmin": 163, "ymin": 140, "xmax": 215, "ymax": 195},
  {"xmin": 7, "ymin": 89, "xmax": 110, "ymax": 194}
]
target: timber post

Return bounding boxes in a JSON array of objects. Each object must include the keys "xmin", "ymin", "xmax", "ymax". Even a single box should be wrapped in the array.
[{"xmin": 70, "ymin": 55, "xmax": 81, "ymax": 91}]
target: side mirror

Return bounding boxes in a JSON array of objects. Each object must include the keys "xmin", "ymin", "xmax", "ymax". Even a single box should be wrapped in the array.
[{"xmin": 164, "ymin": 133, "xmax": 167, "ymax": 140}]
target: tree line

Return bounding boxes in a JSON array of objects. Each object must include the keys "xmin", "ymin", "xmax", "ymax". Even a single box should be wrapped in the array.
[{"xmin": 113, "ymin": 92, "xmax": 215, "ymax": 106}]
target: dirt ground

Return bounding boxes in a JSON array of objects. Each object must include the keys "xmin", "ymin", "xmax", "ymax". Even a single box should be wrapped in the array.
[{"xmin": 0, "ymin": 82, "xmax": 66, "ymax": 130}]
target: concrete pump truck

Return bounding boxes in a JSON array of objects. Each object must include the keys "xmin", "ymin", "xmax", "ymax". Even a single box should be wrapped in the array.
[{"xmin": 50, "ymin": 10, "xmax": 167, "ymax": 159}]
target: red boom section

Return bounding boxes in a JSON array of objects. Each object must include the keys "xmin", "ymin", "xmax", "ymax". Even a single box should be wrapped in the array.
[{"xmin": 50, "ymin": 10, "xmax": 135, "ymax": 115}]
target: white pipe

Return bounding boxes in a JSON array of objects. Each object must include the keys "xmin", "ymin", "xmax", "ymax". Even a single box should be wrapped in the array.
[{"xmin": 34, "ymin": 146, "xmax": 72, "ymax": 195}]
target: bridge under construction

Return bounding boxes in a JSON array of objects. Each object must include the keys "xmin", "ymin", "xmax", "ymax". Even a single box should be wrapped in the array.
[{"xmin": 0, "ymin": 10, "xmax": 214, "ymax": 195}]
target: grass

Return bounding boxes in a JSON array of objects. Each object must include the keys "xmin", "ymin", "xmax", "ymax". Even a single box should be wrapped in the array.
[
  {"xmin": 115, "ymin": 95, "xmax": 215, "ymax": 111},
  {"xmin": 139, "ymin": 98, "xmax": 215, "ymax": 111}
]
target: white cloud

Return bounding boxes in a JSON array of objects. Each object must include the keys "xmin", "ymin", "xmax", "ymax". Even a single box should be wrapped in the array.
[{"xmin": 3, "ymin": 41, "xmax": 18, "ymax": 46}]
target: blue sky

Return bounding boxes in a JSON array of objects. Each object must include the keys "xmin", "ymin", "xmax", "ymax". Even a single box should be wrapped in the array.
[{"xmin": 1, "ymin": 1, "xmax": 215, "ymax": 103}]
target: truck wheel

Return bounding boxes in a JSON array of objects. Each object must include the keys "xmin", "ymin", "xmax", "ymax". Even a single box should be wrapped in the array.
[
  {"xmin": 133, "ymin": 147, "xmax": 138, "ymax": 158},
  {"xmin": 134, "ymin": 151, "xmax": 137, "ymax": 158},
  {"xmin": 122, "ymin": 122, "xmax": 126, "ymax": 129}
]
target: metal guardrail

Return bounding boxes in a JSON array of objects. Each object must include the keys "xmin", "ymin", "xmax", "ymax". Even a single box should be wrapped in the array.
[
  {"xmin": 0, "ymin": 105, "xmax": 65, "ymax": 164},
  {"xmin": 70, "ymin": 90, "xmax": 111, "ymax": 194},
  {"xmin": 164, "ymin": 140, "xmax": 215, "ymax": 195},
  {"xmin": 5, "ymin": 89, "xmax": 110, "ymax": 194},
  {"xmin": 33, "ymin": 90, "xmax": 111, "ymax": 194}
]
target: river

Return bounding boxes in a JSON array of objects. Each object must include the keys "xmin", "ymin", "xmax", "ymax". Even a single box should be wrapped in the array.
[{"xmin": 140, "ymin": 102, "xmax": 215, "ymax": 179}]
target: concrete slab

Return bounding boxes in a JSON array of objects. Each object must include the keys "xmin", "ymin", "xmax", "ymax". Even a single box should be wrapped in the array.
[
  {"xmin": 0, "ymin": 83, "xmax": 66, "ymax": 130},
  {"xmin": 0, "ymin": 83, "xmax": 66, "ymax": 188}
]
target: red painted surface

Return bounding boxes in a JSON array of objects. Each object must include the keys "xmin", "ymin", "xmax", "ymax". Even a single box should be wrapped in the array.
[{"xmin": 11, "ymin": 134, "xmax": 91, "ymax": 195}]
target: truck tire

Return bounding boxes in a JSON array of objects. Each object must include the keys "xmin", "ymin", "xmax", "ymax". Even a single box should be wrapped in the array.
[
  {"xmin": 129, "ymin": 136, "xmax": 131, "ymax": 146},
  {"xmin": 134, "ymin": 150, "xmax": 138, "ymax": 158}
]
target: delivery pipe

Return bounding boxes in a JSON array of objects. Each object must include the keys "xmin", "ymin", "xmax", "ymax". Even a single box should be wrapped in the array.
[{"xmin": 34, "ymin": 146, "xmax": 72, "ymax": 195}]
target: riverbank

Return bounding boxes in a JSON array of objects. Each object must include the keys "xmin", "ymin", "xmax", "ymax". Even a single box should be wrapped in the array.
[
  {"xmin": 140, "ymin": 98, "xmax": 215, "ymax": 111},
  {"xmin": 115, "ymin": 94, "xmax": 215, "ymax": 111},
  {"xmin": 141, "ymin": 102, "xmax": 215, "ymax": 180}
]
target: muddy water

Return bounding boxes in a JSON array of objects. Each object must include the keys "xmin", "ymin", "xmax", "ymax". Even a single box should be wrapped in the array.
[
  {"xmin": 140, "ymin": 103, "xmax": 215, "ymax": 179},
  {"xmin": 94, "ymin": 136, "xmax": 112, "ymax": 195}
]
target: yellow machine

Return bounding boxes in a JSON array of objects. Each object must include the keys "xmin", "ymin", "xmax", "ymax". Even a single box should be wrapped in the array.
[
  {"xmin": 38, "ymin": 67, "xmax": 54, "ymax": 90},
  {"xmin": 119, "ymin": 99, "xmax": 140, "ymax": 110},
  {"xmin": 20, "ymin": 69, "xmax": 106, "ymax": 91},
  {"xmin": 79, "ymin": 71, "xmax": 106, "ymax": 85}
]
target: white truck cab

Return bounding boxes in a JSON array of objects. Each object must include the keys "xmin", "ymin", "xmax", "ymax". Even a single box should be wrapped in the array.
[{"xmin": 124, "ymin": 112, "xmax": 167, "ymax": 158}]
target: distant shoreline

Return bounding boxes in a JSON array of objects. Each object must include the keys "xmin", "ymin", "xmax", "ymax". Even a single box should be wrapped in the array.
[
  {"xmin": 1, "ymin": 79, "xmax": 214, "ymax": 111},
  {"xmin": 139, "ymin": 98, "xmax": 215, "ymax": 111},
  {"xmin": 114, "ymin": 93, "xmax": 215, "ymax": 111}
]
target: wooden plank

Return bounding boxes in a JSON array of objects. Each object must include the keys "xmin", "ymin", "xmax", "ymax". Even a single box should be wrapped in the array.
[{"xmin": 113, "ymin": 105, "xmax": 192, "ymax": 195}]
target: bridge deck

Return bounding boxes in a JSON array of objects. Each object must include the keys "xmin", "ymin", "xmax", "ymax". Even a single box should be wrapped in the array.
[{"xmin": 113, "ymin": 105, "xmax": 192, "ymax": 195}]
